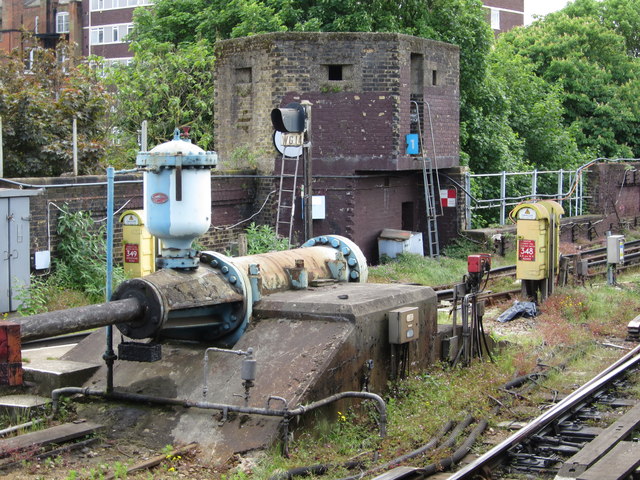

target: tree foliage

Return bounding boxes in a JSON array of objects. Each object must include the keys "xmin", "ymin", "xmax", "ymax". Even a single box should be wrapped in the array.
[
  {"xmin": 0, "ymin": 42, "xmax": 114, "ymax": 177},
  {"xmin": 104, "ymin": 40, "xmax": 216, "ymax": 153},
  {"xmin": 500, "ymin": 0, "xmax": 640, "ymax": 159}
]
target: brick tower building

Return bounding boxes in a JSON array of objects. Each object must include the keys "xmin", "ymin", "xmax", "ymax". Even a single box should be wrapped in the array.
[{"xmin": 215, "ymin": 32, "xmax": 463, "ymax": 262}]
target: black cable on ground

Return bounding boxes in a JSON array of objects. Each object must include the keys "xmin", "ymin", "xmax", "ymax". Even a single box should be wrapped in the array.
[
  {"xmin": 415, "ymin": 419, "xmax": 489, "ymax": 478},
  {"xmin": 269, "ymin": 355, "xmax": 560, "ymax": 480},
  {"xmin": 334, "ymin": 420, "xmax": 456, "ymax": 480}
]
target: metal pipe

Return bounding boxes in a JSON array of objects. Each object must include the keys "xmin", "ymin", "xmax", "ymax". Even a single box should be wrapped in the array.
[
  {"xmin": 105, "ymin": 166, "xmax": 116, "ymax": 393},
  {"xmin": 15, "ymin": 297, "xmax": 143, "ymax": 342},
  {"xmin": 51, "ymin": 388, "xmax": 387, "ymax": 438}
]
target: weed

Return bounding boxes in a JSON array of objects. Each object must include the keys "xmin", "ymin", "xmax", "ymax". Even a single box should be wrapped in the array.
[
  {"xmin": 112, "ymin": 460, "xmax": 128, "ymax": 479},
  {"xmin": 245, "ymin": 222, "xmax": 291, "ymax": 254}
]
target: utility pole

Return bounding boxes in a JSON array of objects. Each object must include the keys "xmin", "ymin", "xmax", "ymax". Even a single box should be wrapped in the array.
[{"xmin": 301, "ymin": 100, "xmax": 313, "ymax": 241}]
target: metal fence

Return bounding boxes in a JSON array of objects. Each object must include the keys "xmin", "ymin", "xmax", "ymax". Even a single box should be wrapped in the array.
[{"xmin": 464, "ymin": 169, "xmax": 586, "ymax": 228}]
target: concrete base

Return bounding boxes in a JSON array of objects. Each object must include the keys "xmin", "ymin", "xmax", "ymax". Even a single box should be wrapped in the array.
[
  {"xmin": 60, "ymin": 283, "xmax": 436, "ymax": 463},
  {"xmin": 22, "ymin": 359, "xmax": 100, "ymax": 396},
  {"xmin": 0, "ymin": 394, "xmax": 50, "ymax": 421}
]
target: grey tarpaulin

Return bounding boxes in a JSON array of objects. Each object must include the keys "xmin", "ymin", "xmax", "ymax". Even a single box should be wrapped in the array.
[{"xmin": 496, "ymin": 301, "xmax": 538, "ymax": 323}]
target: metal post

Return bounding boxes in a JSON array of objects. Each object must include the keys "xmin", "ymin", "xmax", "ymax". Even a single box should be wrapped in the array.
[
  {"xmin": 72, "ymin": 117, "xmax": 78, "ymax": 176},
  {"xmin": 141, "ymin": 120, "xmax": 148, "ymax": 151},
  {"xmin": 531, "ymin": 169, "xmax": 538, "ymax": 200},
  {"xmin": 579, "ymin": 173, "xmax": 584, "ymax": 215},
  {"xmin": 104, "ymin": 167, "xmax": 116, "ymax": 393},
  {"xmin": 301, "ymin": 101, "xmax": 313, "ymax": 241},
  {"xmin": 465, "ymin": 171, "xmax": 472, "ymax": 229},
  {"xmin": 499, "ymin": 171, "xmax": 506, "ymax": 226},
  {"xmin": 557, "ymin": 169, "xmax": 564, "ymax": 206}
]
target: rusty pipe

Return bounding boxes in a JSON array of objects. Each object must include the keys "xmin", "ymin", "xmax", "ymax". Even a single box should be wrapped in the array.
[{"xmin": 15, "ymin": 297, "xmax": 144, "ymax": 342}]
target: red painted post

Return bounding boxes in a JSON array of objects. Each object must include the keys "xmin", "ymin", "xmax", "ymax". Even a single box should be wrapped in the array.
[{"xmin": 0, "ymin": 322, "xmax": 23, "ymax": 386}]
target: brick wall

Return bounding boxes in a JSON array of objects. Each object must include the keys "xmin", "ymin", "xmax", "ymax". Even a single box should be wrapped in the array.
[
  {"xmin": 214, "ymin": 32, "xmax": 460, "ymax": 174},
  {"xmin": 1, "ymin": 172, "xmax": 261, "ymax": 270}
]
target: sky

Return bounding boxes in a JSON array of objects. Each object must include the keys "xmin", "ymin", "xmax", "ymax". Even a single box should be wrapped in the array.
[{"xmin": 524, "ymin": 0, "xmax": 571, "ymax": 25}]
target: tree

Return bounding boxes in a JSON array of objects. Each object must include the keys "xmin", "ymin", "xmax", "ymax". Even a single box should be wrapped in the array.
[
  {"xmin": 501, "ymin": 2, "xmax": 640, "ymax": 159},
  {"xmin": 0, "ymin": 42, "xmax": 114, "ymax": 178},
  {"xmin": 104, "ymin": 40, "xmax": 216, "ymax": 153}
]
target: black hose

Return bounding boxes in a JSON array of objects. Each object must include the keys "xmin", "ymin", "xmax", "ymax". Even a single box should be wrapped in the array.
[
  {"xmin": 333, "ymin": 420, "xmax": 456, "ymax": 480},
  {"xmin": 416, "ymin": 419, "xmax": 489, "ymax": 477},
  {"xmin": 268, "ymin": 459, "xmax": 366, "ymax": 480}
]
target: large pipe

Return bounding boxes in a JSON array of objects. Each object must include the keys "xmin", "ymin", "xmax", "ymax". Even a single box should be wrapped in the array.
[
  {"xmin": 15, "ymin": 297, "xmax": 143, "ymax": 342},
  {"xmin": 16, "ymin": 235, "xmax": 368, "ymax": 345}
]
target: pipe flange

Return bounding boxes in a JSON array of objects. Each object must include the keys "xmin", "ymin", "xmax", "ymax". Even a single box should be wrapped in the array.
[
  {"xmin": 200, "ymin": 251, "xmax": 252, "ymax": 339},
  {"xmin": 112, "ymin": 279, "xmax": 167, "ymax": 339},
  {"xmin": 302, "ymin": 235, "xmax": 368, "ymax": 282}
]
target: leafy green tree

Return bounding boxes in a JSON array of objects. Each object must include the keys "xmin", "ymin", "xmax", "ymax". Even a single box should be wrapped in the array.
[
  {"xmin": 0, "ymin": 42, "xmax": 114, "ymax": 177},
  {"xmin": 105, "ymin": 40, "xmax": 216, "ymax": 153},
  {"xmin": 501, "ymin": 2, "xmax": 640, "ymax": 159}
]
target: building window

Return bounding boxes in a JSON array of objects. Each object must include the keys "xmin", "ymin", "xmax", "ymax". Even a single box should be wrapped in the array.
[
  {"xmin": 235, "ymin": 67, "xmax": 252, "ymax": 84},
  {"xmin": 410, "ymin": 53, "xmax": 424, "ymax": 94},
  {"xmin": 431, "ymin": 70, "xmax": 438, "ymax": 86},
  {"xmin": 328, "ymin": 65, "xmax": 343, "ymax": 81},
  {"xmin": 56, "ymin": 12, "xmax": 69, "ymax": 34},
  {"xmin": 34, "ymin": 16, "xmax": 39, "ymax": 34},
  {"xmin": 91, "ymin": 0, "xmax": 154, "ymax": 11},
  {"xmin": 490, "ymin": 8, "xmax": 500, "ymax": 30},
  {"xmin": 89, "ymin": 24, "xmax": 133, "ymax": 45}
]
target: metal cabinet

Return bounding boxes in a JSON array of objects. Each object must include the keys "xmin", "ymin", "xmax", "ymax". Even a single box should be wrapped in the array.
[{"xmin": 1, "ymin": 189, "xmax": 41, "ymax": 313}]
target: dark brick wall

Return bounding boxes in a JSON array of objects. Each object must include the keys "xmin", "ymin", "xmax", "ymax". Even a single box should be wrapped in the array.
[
  {"xmin": 214, "ymin": 32, "xmax": 460, "ymax": 174},
  {"xmin": 1, "ymin": 172, "xmax": 260, "ymax": 270}
]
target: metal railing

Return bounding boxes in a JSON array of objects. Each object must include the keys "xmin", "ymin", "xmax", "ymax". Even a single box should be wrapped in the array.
[{"xmin": 464, "ymin": 168, "xmax": 586, "ymax": 228}]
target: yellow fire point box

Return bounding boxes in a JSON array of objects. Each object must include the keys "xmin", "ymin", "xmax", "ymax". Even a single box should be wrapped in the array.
[
  {"xmin": 511, "ymin": 201, "xmax": 563, "ymax": 281},
  {"xmin": 119, "ymin": 210, "xmax": 156, "ymax": 277}
]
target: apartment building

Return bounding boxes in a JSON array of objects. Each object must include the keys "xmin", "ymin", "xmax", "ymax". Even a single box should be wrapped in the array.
[
  {"xmin": 482, "ymin": 0, "xmax": 525, "ymax": 34},
  {"xmin": 0, "ymin": 0, "xmax": 150, "ymax": 63}
]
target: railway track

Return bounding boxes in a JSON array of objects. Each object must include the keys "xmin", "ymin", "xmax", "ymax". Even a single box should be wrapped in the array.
[
  {"xmin": 435, "ymin": 239, "xmax": 640, "ymax": 305},
  {"xmin": 369, "ymin": 344, "xmax": 640, "ymax": 480},
  {"xmin": 447, "ymin": 343, "xmax": 640, "ymax": 480}
]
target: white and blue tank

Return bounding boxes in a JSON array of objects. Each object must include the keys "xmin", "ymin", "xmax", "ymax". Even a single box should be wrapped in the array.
[{"xmin": 136, "ymin": 129, "xmax": 218, "ymax": 269}]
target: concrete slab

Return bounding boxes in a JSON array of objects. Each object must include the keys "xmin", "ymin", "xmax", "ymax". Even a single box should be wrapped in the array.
[
  {"xmin": 23, "ymin": 359, "xmax": 100, "ymax": 396},
  {"xmin": 57, "ymin": 283, "xmax": 437, "ymax": 463},
  {"xmin": 0, "ymin": 394, "xmax": 49, "ymax": 420}
]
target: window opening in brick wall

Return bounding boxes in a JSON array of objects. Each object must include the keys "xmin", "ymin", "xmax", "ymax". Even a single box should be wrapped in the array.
[
  {"xmin": 328, "ymin": 64, "xmax": 343, "ymax": 80},
  {"xmin": 235, "ymin": 67, "xmax": 252, "ymax": 84},
  {"xmin": 410, "ymin": 53, "xmax": 424, "ymax": 95},
  {"xmin": 431, "ymin": 70, "xmax": 438, "ymax": 86}
]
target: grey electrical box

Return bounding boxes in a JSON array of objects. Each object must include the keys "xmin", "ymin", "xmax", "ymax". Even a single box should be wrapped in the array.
[
  {"xmin": 1, "ymin": 189, "xmax": 42, "ymax": 313},
  {"xmin": 388, "ymin": 306, "xmax": 420, "ymax": 344},
  {"xmin": 607, "ymin": 235, "xmax": 624, "ymax": 264}
]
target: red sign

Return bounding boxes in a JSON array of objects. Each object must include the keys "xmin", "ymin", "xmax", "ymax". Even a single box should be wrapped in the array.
[
  {"xmin": 151, "ymin": 192, "xmax": 169, "ymax": 204},
  {"xmin": 124, "ymin": 243, "xmax": 139, "ymax": 263},
  {"xmin": 518, "ymin": 239, "xmax": 536, "ymax": 262}
]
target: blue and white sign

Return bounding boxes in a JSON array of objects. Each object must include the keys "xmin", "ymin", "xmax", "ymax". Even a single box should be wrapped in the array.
[{"xmin": 406, "ymin": 134, "xmax": 419, "ymax": 155}]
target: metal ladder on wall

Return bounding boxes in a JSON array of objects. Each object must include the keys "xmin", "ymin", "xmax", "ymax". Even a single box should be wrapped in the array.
[
  {"xmin": 275, "ymin": 152, "xmax": 301, "ymax": 242},
  {"xmin": 412, "ymin": 100, "xmax": 442, "ymax": 258}
]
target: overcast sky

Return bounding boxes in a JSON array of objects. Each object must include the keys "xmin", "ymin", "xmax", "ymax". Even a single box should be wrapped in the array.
[{"xmin": 524, "ymin": 0, "xmax": 571, "ymax": 25}]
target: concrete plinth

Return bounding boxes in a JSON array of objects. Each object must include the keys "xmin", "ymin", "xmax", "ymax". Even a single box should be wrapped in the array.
[{"xmin": 60, "ymin": 283, "xmax": 436, "ymax": 463}]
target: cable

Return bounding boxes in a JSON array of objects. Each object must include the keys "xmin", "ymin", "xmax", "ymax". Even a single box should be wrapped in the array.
[{"xmin": 211, "ymin": 190, "xmax": 277, "ymax": 231}]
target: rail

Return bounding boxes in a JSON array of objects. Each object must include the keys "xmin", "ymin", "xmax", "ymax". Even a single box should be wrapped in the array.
[{"xmin": 465, "ymin": 168, "xmax": 586, "ymax": 228}]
